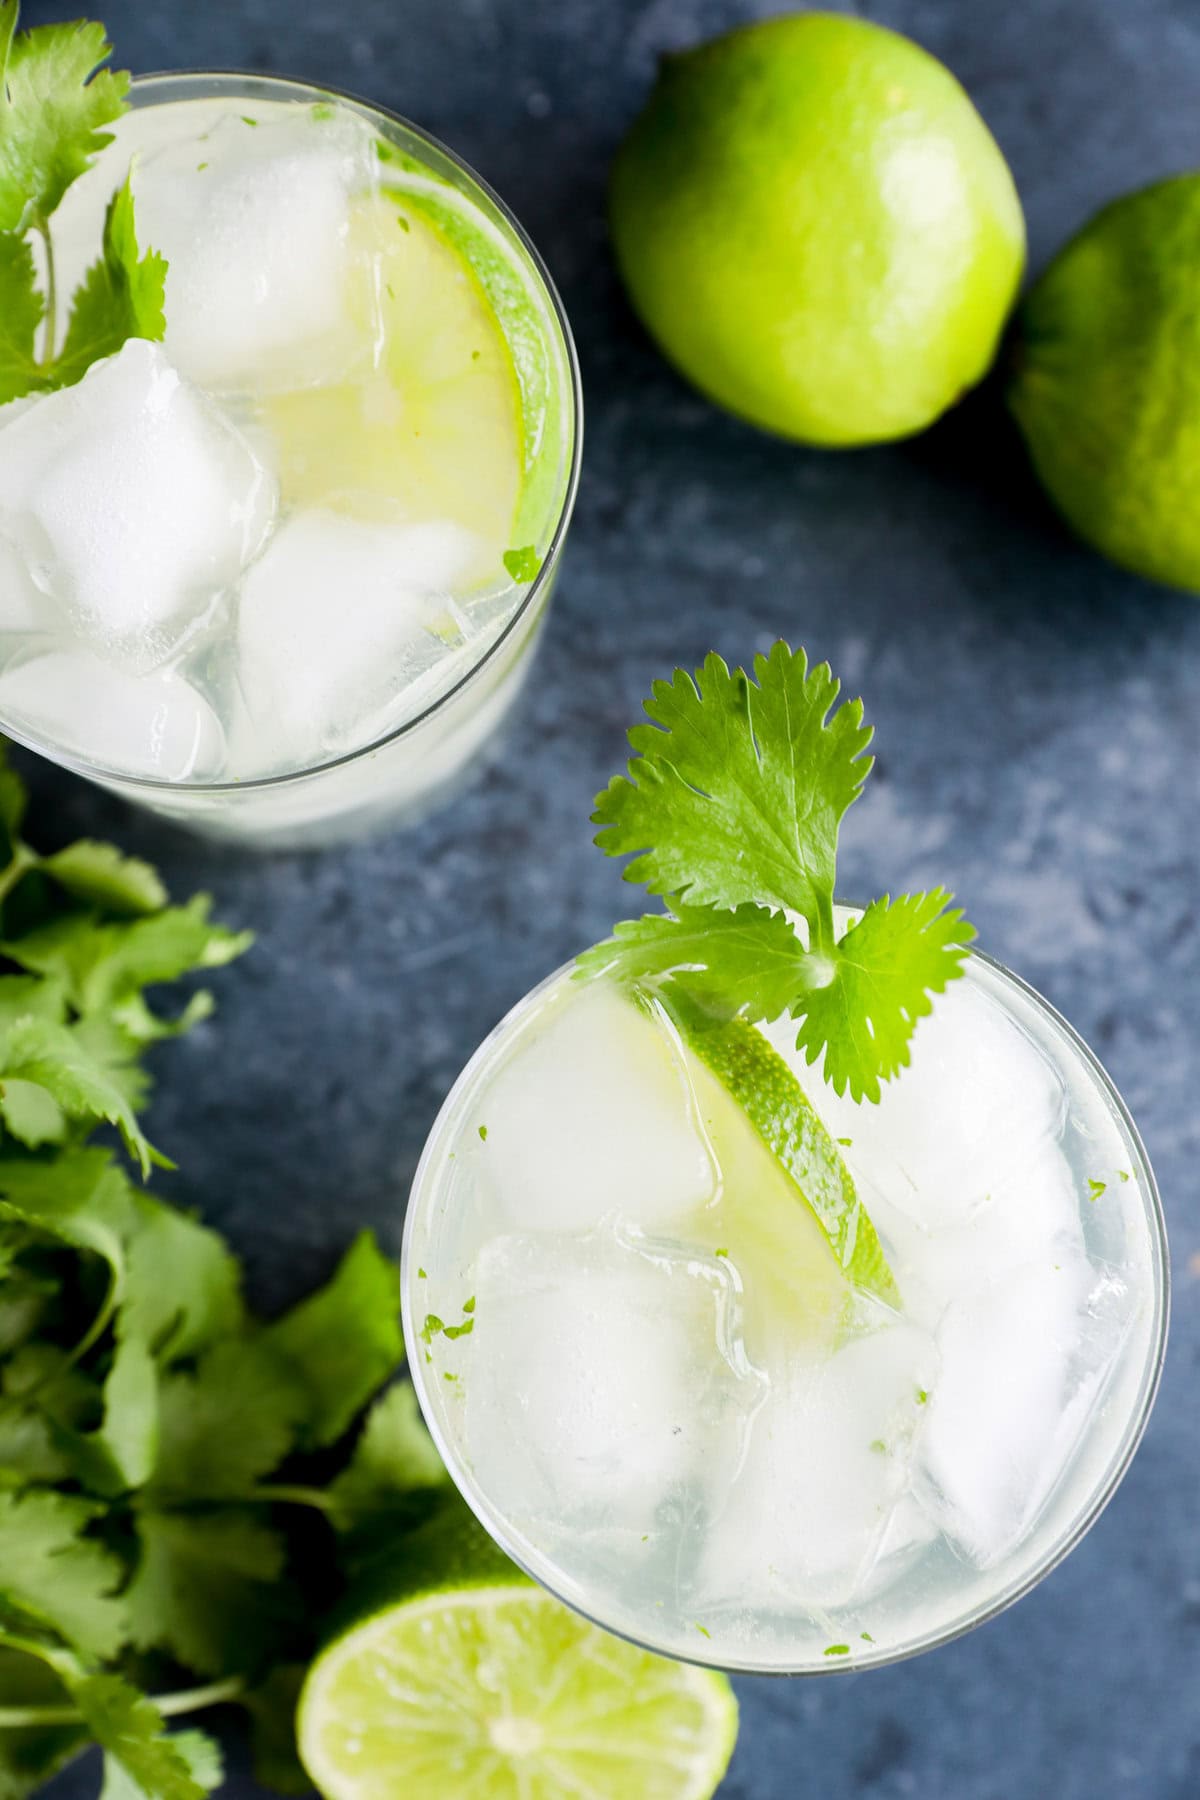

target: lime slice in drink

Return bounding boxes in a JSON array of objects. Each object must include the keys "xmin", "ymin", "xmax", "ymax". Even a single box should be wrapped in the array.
[
  {"xmin": 298, "ymin": 1503, "xmax": 738, "ymax": 1800},
  {"xmin": 266, "ymin": 169, "xmax": 568, "ymax": 588},
  {"xmin": 668, "ymin": 991, "xmax": 898, "ymax": 1307}
]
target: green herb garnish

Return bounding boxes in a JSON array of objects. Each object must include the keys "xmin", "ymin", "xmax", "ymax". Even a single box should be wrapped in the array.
[
  {"xmin": 502, "ymin": 544, "xmax": 543, "ymax": 583},
  {"xmin": 584, "ymin": 643, "xmax": 974, "ymax": 1105},
  {"xmin": 0, "ymin": 3, "xmax": 166, "ymax": 405},
  {"xmin": 0, "ymin": 750, "xmax": 447, "ymax": 1800}
]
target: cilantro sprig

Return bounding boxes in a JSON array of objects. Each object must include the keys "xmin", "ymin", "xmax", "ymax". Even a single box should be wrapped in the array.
[
  {"xmin": 0, "ymin": 747, "xmax": 447, "ymax": 1800},
  {"xmin": 583, "ymin": 643, "xmax": 974, "ymax": 1103},
  {"xmin": 0, "ymin": 3, "xmax": 166, "ymax": 404}
]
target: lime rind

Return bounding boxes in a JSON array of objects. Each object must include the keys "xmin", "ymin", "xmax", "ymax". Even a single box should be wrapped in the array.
[
  {"xmin": 668, "ymin": 992, "xmax": 899, "ymax": 1305},
  {"xmin": 379, "ymin": 170, "xmax": 573, "ymax": 559}
]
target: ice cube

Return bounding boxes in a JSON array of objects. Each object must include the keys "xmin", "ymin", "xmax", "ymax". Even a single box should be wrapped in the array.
[
  {"xmin": 231, "ymin": 508, "xmax": 480, "ymax": 769},
  {"xmin": 0, "ymin": 648, "xmax": 224, "ymax": 780},
  {"xmin": 771, "ymin": 975, "xmax": 1068, "ymax": 1233},
  {"xmin": 478, "ymin": 985, "xmax": 718, "ymax": 1235},
  {"xmin": 130, "ymin": 108, "xmax": 382, "ymax": 391},
  {"xmin": 913, "ymin": 1257, "xmax": 1127, "ymax": 1567},
  {"xmin": 879, "ymin": 1142, "xmax": 1087, "ymax": 1329},
  {"xmin": 0, "ymin": 538, "xmax": 50, "ymax": 636},
  {"xmin": 696, "ymin": 1320, "xmax": 940, "ymax": 1613},
  {"xmin": 462, "ymin": 1230, "xmax": 764, "ymax": 1531},
  {"xmin": 0, "ymin": 341, "xmax": 276, "ymax": 671}
]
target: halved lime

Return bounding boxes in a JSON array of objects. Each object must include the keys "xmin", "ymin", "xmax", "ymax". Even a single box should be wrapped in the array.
[{"xmin": 299, "ymin": 1505, "xmax": 738, "ymax": 1800}]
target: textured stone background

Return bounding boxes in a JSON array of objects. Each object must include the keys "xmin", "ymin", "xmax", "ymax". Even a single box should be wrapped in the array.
[{"xmin": 20, "ymin": 0, "xmax": 1200, "ymax": 1795}]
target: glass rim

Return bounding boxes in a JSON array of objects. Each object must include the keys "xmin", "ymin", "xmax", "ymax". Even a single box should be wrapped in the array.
[
  {"xmin": 401, "ymin": 937, "xmax": 1171, "ymax": 1678},
  {"xmin": 0, "ymin": 68, "xmax": 583, "ymax": 796}
]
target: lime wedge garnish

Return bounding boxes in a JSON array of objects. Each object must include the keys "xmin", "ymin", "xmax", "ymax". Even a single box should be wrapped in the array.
[
  {"xmin": 265, "ymin": 168, "xmax": 571, "ymax": 588},
  {"xmin": 298, "ymin": 1502, "xmax": 738, "ymax": 1800},
  {"xmin": 265, "ymin": 193, "xmax": 524, "ymax": 583},
  {"xmin": 668, "ymin": 992, "xmax": 899, "ymax": 1305}
]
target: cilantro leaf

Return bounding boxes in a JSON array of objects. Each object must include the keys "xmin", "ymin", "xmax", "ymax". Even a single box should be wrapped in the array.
[
  {"xmin": 0, "ymin": 228, "xmax": 42, "ymax": 404},
  {"xmin": 0, "ymin": 1078, "xmax": 66, "ymax": 1149},
  {"xmin": 0, "ymin": 1647, "xmax": 87, "ymax": 1800},
  {"xmin": 0, "ymin": 9, "xmax": 128, "ymax": 232},
  {"xmin": 593, "ymin": 645, "xmax": 872, "ymax": 936},
  {"xmin": 0, "ymin": 1017, "xmax": 162, "ymax": 1176},
  {"xmin": 0, "ymin": 1152, "xmax": 131, "ymax": 1322},
  {"xmin": 118, "ymin": 1196, "xmax": 244, "ymax": 1364},
  {"xmin": 0, "ymin": 1407, "xmax": 73, "ymax": 1485},
  {"xmin": 126, "ymin": 1509, "xmax": 294, "ymax": 1679},
  {"xmin": 53, "ymin": 172, "xmax": 166, "ymax": 389},
  {"xmin": 70, "ymin": 1674, "xmax": 209, "ymax": 1800},
  {"xmin": 793, "ymin": 891, "xmax": 975, "ymax": 1102},
  {"xmin": 64, "ymin": 1331, "xmax": 158, "ymax": 1495},
  {"xmin": 575, "ymin": 899, "xmax": 812, "ymax": 1021},
  {"xmin": 41, "ymin": 841, "xmax": 167, "ymax": 918},
  {"xmin": 4, "ymin": 897, "xmax": 253, "ymax": 1038},
  {"xmin": 263, "ymin": 1231, "xmax": 403, "ymax": 1449},
  {"xmin": 241, "ymin": 1666, "xmax": 310, "ymax": 1797},
  {"xmin": 0, "ymin": 1488, "xmax": 126, "ymax": 1659},
  {"xmin": 328, "ymin": 1381, "xmax": 447, "ymax": 1535},
  {"xmin": 149, "ymin": 1338, "xmax": 309, "ymax": 1503}
]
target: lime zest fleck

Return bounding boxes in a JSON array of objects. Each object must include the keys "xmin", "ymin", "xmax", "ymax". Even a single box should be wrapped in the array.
[
  {"xmin": 714, "ymin": 1247, "xmax": 729, "ymax": 1258},
  {"xmin": 462, "ymin": 1296, "xmax": 476, "ymax": 1314},
  {"xmin": 1087, "ymin": 1178, "xmax": 1107, "ymax": 1202},
  {"xmin": 503, "ymin": 544, "xmax": 544, "ymax": 583},
  {"xmin": 823, "ymin": 1644, "xmax": 851, "ymax": 1657},
  {"xmin": 478, "ymin": 1124, "xmax": 488, "ymax": 1141},
  {"xmin": 860, "ymin": 1632, "xmax": 874, "ymax": 1643},
  {"xmin": 420, "ymin": 1313, "xmax": 444, "ymax": 1345},
  {"xmin": 694, "ymin": 1623, "xmax": 711, "ymax": 1639},
  {"xmin": 916, "ymin": 1387, "xmax": 928, "ymax": 1405},
  {"xmin": 1118, "ymin": 1169, "xmax": 1131, "ymax": 1183},
  {"xmin": 417, "ymin": 1267, "xmax": 427, "ymax": 1280}
]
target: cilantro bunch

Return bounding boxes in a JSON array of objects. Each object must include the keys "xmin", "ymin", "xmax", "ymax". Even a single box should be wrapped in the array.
[
  {"xmin": 0, "ymin": 750, "xmax": 446, "ymax": 1800},
  {"xmin": 581, "ymin": 642, "xmax": 975, "ymax": 1103},
  {"xmin": 0, "ymin": 2, "xmax": 166, "ymax": 407}
]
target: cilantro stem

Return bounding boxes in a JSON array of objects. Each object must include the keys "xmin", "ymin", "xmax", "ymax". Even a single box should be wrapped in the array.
[
  {"xmin": 0, "ymin": 1674, "xmax": 246, "ymax": 1729},
  {"xmin": 244, "ymin": 1481, "xmax": 339, "ymax": 1515},
  {"xmin": 13, "ymin": 1259, "xmax": 121, "ymax": 1410},
  {"xmin": 35, "ymin": 216, "xmax": 57, "ymax": 365},
  {"xmin": 0, "ymin": 843, "xmax": 37, "ymax": 908}
]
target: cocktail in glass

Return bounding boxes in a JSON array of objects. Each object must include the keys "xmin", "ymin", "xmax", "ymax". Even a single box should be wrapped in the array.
[
  {"xmin": 0, "ymin": 74, "xmax": 580, "ymax": 847},
  {"xmin": 402, "ymin": 925, "xmax": 1167, "ymax": 1674}
]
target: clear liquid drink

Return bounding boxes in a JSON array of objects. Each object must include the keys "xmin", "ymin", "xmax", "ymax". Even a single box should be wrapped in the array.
[
  {"xmin": 0, "ymin": 75, "xmax": 579, "ymax": 847},
  {"xmin": 403, "ymin": 932, "xmax": 1167, "ymax": 1674}
]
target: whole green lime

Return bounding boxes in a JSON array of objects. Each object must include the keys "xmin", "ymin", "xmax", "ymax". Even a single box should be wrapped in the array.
[
  {"xmin": 609, "ymin": 12, "xmax": 1025, "ymax": 446},
  {"xmin": 1009, "ymin": 174, "xmax": 1200, "ymax": 592}
]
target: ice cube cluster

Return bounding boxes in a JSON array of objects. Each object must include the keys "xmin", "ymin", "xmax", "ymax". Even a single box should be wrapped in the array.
[
  {"xmin": 418, "ymin": 961, "xmax": 1145, "ymax": 1666},
  {"xmin": 0, "ymin": 100, "xmax": 513, "ymax": 786}
]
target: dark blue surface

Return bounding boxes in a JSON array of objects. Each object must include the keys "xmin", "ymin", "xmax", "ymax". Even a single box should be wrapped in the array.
[{"xmin": 19, "ymin": 1, "xmax": 1200, "ymax": 1795}]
